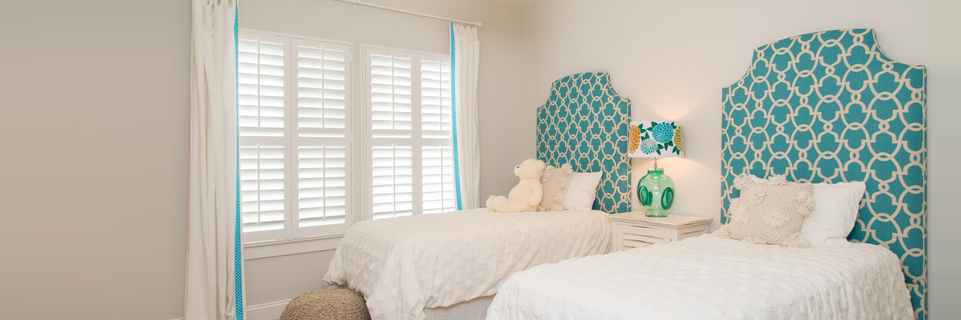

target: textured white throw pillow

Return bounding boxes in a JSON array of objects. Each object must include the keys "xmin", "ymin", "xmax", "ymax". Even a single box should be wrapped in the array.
[
  {"xmin": 716, "ymin": 175, "xmax": 814, "ymax": 247},
  {"xmin": 563, "ymin": 171, "xmax": 602, "ymax": 210},
  {"xmin": 801, "ymin": 181, "xmax": 866, "ymax": 246},
  {"xmin": 538, "ymin": 163, "xmax": 573, "ymax": 211}
]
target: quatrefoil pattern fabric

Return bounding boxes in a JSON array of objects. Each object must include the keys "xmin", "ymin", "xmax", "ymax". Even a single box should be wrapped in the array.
[
  {"xmin": 720, "ymin": 29, "xmax": 927, "ymax": 319},
  {"xmin": 536, "ymin": 72, "xmax": 631, "ymax": 214}
]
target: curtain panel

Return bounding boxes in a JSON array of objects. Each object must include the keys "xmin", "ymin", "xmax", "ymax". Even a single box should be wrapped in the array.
[
  {"xmin": 451, "ymin": 23, "xmax": 480, "ymax": 210},
  {"xmin": 185, "ymin": 0, "xmax": 244, "ymax": 319}
]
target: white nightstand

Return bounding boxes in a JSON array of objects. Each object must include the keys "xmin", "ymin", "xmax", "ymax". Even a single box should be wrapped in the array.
[{"xmin": 607, "ymin": 212, "xmax": 713, "ymax": 251}]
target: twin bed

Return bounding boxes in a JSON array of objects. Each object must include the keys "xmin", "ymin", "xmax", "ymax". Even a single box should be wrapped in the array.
[
  {"xmin": 324, "ymin": 72, "xmax": 632, "ymax": 320},
  {"xmin": 326, "ymin": 29, "xmax": 927, "ymax": 320}
]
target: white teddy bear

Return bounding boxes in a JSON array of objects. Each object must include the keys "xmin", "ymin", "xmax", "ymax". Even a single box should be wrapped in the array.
[{"xmin": 486, "ymin": 159, "xmax": 546, "ymax": 213}]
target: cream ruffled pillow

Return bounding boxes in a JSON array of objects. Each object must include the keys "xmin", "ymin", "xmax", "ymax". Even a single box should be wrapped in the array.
[
  {"xmin": 715, "ymin": 174, "xmax": 814, "ymax": 247},
  {"xmin": 538, "ymin": 163, "xmax": 573, "ymax": 211}
]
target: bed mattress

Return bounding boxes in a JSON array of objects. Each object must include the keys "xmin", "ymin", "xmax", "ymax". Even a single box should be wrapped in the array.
[
  {"xmin": 487, "ymin": 235, "xmax": 912, "ymax": 320},
  {"xmin": 323, "ymin": 208, "xmax": 612, "ymax": 320}
]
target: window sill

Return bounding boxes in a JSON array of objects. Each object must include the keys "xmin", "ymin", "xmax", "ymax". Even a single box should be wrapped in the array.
[{"xmin": 244, "ymin": 235, "xmax": 343, "ymax": 260}]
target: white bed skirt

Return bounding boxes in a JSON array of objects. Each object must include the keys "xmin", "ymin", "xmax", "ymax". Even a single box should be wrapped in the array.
[{"xmin": 425, "ymin": 295, "xmax": 493, "ymax": 320}]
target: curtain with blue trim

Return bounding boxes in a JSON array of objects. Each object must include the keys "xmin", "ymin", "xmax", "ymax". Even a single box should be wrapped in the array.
[
  {"xmin": 186, "ymin": 0, "xmax": 245, "ymax": 319},
  {"xmin": 450, "ymin": 23, "xmax": 480, "ymax": 209}
]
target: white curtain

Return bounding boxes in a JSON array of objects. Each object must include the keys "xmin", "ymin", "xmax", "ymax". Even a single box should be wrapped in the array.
[
  {"xmin": 452, "ymin": 23, "xmax": 481, "ymax": 209},
  {"xmin": 185, "ymin": 1, "xmax": 243, "ymax": 320}
]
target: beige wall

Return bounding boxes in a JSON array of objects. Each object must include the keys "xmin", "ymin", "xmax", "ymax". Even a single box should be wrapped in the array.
[
  {"xmin": 519, "ymin": 0, "xmax": 961, "ymax": 316},
  {"xmin": 0, "ymin": 1, "xmax": 190, "ymax": 319},
  {"xmin": 928, "ymin": 0, "xmax": 961, "ymax": 315}
]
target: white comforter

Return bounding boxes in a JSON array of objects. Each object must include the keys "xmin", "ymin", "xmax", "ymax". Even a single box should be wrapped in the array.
[
  {"xmin": 487, "ymin": 235, "xmax": 913, "ymax": 320},
  {"xmin": 323, "ymin": 208, "xmax": 612, "ymax": 320}
]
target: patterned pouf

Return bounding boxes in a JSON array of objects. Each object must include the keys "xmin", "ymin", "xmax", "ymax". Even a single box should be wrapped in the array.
[{"xmin": 279, "ymin": 289, "xmax": 371, "ymax": 320}]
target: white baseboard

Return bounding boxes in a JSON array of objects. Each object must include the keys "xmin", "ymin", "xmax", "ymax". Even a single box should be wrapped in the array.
[
  {"xmin": 245, "ymin": 299, "xmax": 292, "ymax": 320},
  {"xmin": 165, "ymin": 299, "xmax": 291, "ymax": 320}
]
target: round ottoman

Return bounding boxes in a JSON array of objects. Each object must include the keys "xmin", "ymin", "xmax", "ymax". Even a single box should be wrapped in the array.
[{"xmin": 279, "ymin": 289, "xmax": 371, "ymax": 320}]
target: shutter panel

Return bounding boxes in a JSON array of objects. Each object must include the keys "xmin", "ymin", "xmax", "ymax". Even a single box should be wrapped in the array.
[
  {"xmin": 370, "ymin": 51, "xmax": 415, "ymax": 219},
  {"xmin": 239, "ymin": 145, "xmax": 286, "ymax": 232},
  {"xmin": 238, "ymin": 37, "xmax": 285, "ymax": 138},
  {"xmin": 372, "ymin": 145, "xmax": 414, "ymax": 219},
  {"xmin": 370, "ymin": 54, "xmax": 413, "ymax": 138},
  {"xmin": 293, "ymin": 40, "xmax": 351, "ymax": 235},
  {"xmin": 239, "ymin": 31, "xmax": 352, "ymax": 241},
  {"xmin": 367, "ymin": 49, "xmax": 455, "ymax": 219},
  {"xmin": 420, "ymin": 59, "xmax": 456, "ymax": 214},
  {"xmin": 238, "ymin": 33, "xmax": 287, "ymax": 238},
  {"xmin": 421, "ymin": 146, "xmax": 454, "ymax": 214},
  {"xmin": 296, "ymin": 43, "xmax": 348, "ymax": 138},
  {"xmin": 420, "ymin": 60, "xmax": 452, "ymax": 139},
  {"xmin": 297, "ymin": 146, "xmax": 347, "ymax": 227}
]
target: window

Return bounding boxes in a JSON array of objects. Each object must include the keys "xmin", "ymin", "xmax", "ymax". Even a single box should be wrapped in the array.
[
  {"xmin": 237, "ymin": 31, "xmax": 457, "ymax": 246},
  {"xmin": 365, "ymin": 46, "xmax": 457, "ymax": 220},
  {"xmin": 238, "ymin": 31, "xmax": 351, "ymax": 243}
]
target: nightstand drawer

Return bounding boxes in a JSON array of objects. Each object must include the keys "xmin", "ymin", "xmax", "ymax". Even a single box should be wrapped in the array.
[
  {"xmin": 621, "ymin": 235, "xmax": 669, "ymax": 249},
  {"xmin": 617, "ymin": 223, "xmax": 674, "ymax": 241}
]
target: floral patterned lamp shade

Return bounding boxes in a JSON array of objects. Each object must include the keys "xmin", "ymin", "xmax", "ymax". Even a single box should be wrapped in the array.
[
  {"xmin": 628, "ymin": 121, "xmax": 683, "ymax": 217},
  {"xmin": 628, "ymin": 121, "xmax": 684, "ymax": 158}
]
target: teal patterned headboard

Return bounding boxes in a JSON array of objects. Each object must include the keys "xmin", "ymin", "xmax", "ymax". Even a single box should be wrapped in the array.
[
  {"xmin": 721, "ymin": 29, "xmax": 927, "ymax": 319},
  {"xmin": 536, "ymin": 72, "xmax": 632, "ymax": 214}
]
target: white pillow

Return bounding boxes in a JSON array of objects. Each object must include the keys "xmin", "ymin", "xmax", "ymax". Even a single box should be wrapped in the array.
[
  {"xmin": 801, "ymin": 181, "xmax": 866, "ymax": 246},
  {"xmin": 563, "ymin": 171, "xmax": 603, "ymax": 210}
]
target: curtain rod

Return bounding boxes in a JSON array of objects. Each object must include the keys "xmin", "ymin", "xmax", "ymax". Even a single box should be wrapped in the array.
[{"xmin": 328, "ymin": 0, "xmax": 483, "ymax": 27}]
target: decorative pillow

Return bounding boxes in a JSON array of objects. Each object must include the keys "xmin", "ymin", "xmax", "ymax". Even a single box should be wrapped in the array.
[
  {"xmin": 538, "ymin": 163, "xmax": 573, "ymax": 211},
  {"xmin": 801, "ymin": 181, "xmax": 866, "ymax": 246},
  {"xmin": 563, "ymin": 171, "xmax": 603, "ymax": 211},
  {"xmin": 734, "ymin": 175, "xmax": 866, "ymax": 246},
  {"xmin": 715, "ymin": 175, "xmax": 814, "ymax": 247}
]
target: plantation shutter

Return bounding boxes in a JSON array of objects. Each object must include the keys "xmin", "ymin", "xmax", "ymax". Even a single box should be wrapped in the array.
[
  {"xmin": 370, "ymin": 53, "xmax": 415, "ymax": 220},
  {"xmin": 420, "ymin": 60, "xmax": 456, "ymax": 214},
  {"xmin": 293, "ymin": 39, "xmax": 351, "ymax": 236},
  {"xmin": 238, "ymin": 34, "xmax": 287, "ymax": 240},
  {"xmin": 238, "ymin": 31, "xmax": 352, "ymax": 242},
  {"xmin": 367, "ymin": 48, "xmax": 455, "ymax": 219}
]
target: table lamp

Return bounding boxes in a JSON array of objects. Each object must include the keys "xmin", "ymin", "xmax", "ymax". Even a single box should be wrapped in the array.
[{"xmin": 628, "ymin": 121, "xmax": 684, "ymax": 217}]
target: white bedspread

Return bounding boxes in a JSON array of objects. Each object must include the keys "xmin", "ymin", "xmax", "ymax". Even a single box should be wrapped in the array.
[
  {"xmin": 487, "ymin": 235, "xmax": 913, "ymax": 320},
  {"xmin": 323, "ymin": 208, "xmax": 612, "ymax": 320}
]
